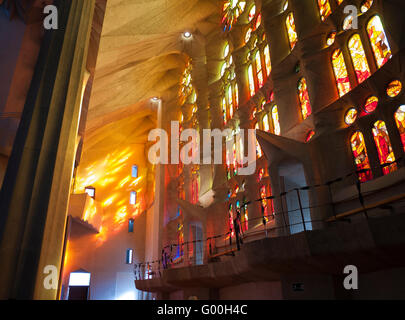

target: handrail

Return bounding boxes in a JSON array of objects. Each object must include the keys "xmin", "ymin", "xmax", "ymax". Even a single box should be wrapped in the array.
[{"xmin": 326, "ymin": 193, "xmax": 405, "ymax": 222}]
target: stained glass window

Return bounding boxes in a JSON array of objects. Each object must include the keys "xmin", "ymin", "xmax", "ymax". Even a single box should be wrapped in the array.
[
  {"xmin": 271, "ymin": 105, "xmax": 280, "ymax": 136},
  {"xmin": 348, "ymin": 34, "xmax": 371, "ymax": 84},
  {"xmin": 318, "ymin": 0, "xmax": 332, "ymax": 22},
  {"xmin": 283, "ymin": 0, "xmax": 289, "ymax": 12},
  {"xmin": 286, "ymin": 12, "xmax": 298, "ymax": 50},
  {"xmin": 298, "ymin": 78, "xmax": 312, "ymax": 120},
  {"xmin": 256, "ymin": 51, "xmax": 264, "ymax": 88},
  {"xmin": 306, "ymin": 130, "xmax": 315, "ymax": 142},
  {"xmin": 336, "ymin": 0, "xmax": 343, "ymax": 5},
  {"xmin": 367, "ymin": 16, "xmax": 392, "ymax": 68},
  {"xmin": 345, "ymin": 108, "xmax": 358, "ymax": 125},
  {"xmin": 222, "ymin": 0, "xmax": 246, "ymax": 31},
  {"xmin": 332, "ymin": 49, "xmax": 351, "ymax": 97},
  {"xmin": 326, "ymin": 31, "xmax": 337, "ymax": 47},
  {"xmin": 343, "ymin": 15, "xmax": 354, "ymax": 31},
  {"xmin": 248, "ymin": 5, "xmax": 256, "ymax": 22},
  {"xmin": 245, "ymin": 9, "xmax": 271, "ymax": 98},
  {"xmin": 248, "ymin": 64, "xmax": 255, "ymax": 97},
  {"xmin": 372, "ymin": 120, "xmax": 397, "ymax": 175},
  {"xmin": 221, "ymin": 42, "xmax": 238, "ymax": 124},
  {"xmin": 260, "ymin": 185, "xmax": 268, "ymax": 220},
  {"xmin": 361, "ymin": 0, "xmax": 373, "ymax": 13},
  {"xmin": 387, "ymin": 80, "xmax": 402, "ymax": 98},
  {"xmin": 242, "ymin": 197, "xmax": 249, "ymax": 232},
  {"xmin": 264, "ymin": 45, "xmax": 272, "ymax": 76},
  {"xmin": 363, "ymin": 96, "xmax": 379, "ymax": 114},
  {"xmin": 228, "ymin": 204, "xmax": 234, "ymax": 236},
  {"xmin": 263, "ymin": 114, "xmax": 270, "ymax": 132},
  {"xmin": 351, "ymin": 131, "xmax": 373, "ymax": 182},
  {"xmin": 394, "ymin": 105, "xmax": 405, "ymax": 151},
  {"xmin": 255, "ymin": 128, "xmax": 263, "ymax": 158},
  {"xmin": 176, "ymin": 223, "xmax": 184, "ymax": 259}
]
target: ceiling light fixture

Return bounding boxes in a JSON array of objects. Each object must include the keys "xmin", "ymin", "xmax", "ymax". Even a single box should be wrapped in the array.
[{"xmin": 183, "ymin": 31, "xmax": 192, "ymax": 39}]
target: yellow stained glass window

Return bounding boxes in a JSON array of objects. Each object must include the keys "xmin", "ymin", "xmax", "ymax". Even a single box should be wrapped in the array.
[
  {"xmin": 394, "ymin": 105, "xmax": 405, "ymax": 152},
  {"xmin": 245, "ymin": 28, "xmax": 252, "ymax": 44},
  {"xmin": 222, "ymin": 98, "xmax": 227, "ymax": 125},
  {"xmin": 264, "ymin": 45, "xmax": 272, "ymax": 76},
  {"xmin": 298, "ymin": 78, "xmax": 312, "ymax": 120},
  {"xmin": 256, "ymin": 51, "xmax": 264, "ymax": 88},
  {"xmin": 318, "ymin": 0, "xmax": 332, "ymax": 22},
  {"xmin": 367, "ymin": 16, "xmax": 392, "ymax": 68},
  {"xmin": 332, "ymin": 49, "xmax": 351, "ymax": 97},
  {"xmin": 222, "ymin": 42, "xmax": 238, "ymax": 122},
  {"xmin": 222, "ymin": 0, "xmax": 247, "ymax": 31},
  {"xmin": 272, "ymin": 105, "xmax": 281, "ymax": 135},
  {"xmin": 336, "ymin": 0, "xmax": 343, "ymax": 5},
  {"xmin": 283, "ymin": 0, "xmax": 289, "ymax": 12},
  {"xmin": 372, "ymin": 120, "xmax": 397, "ymax": 175},
  {"xmin": 351, "ymin": 131, "xmax": 373, "ymax": 182},
  {"xmin": 343, "ymin": 15, "xmax": 353, "ymax": 31},
  {"xmin": 361, "ymin": 0, "xmax": 373, "ymax": 13},
  {"xmin": 248, "ymin": 64, "xmax": 255, "ymax": 97},
  {"xmin": 345, "ymin": 108, "xmax": 358, "ymax": 125},
  {"xmin": 248, "ymin": 5, "xmax": 256, "ymax": 22},
  {"xmin": 263, "ymin": 114, "xmax": 270, "ymax": 132},
  {"xmin": 286, "ymin": 12, "xmax": 298, "ymax": 50},
  {"xmin": 348, "ymin": 34, "xmax": 371, "ymax": 84},
  {"xmin": 387, "ymin": 80, "xmax": 402, "ymax": 98}
]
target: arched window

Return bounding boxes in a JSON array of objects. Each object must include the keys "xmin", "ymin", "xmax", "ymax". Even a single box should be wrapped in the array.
[
  {"xmin": 222, "ymin": 0, "xmax": 247, "ymax": 31},
  {"xmin": 272, "ymin": 105, "xmax": 281, "ymax": 135},
  {"xmin": 351, "ymin": 131, "xmax": 373, "ymax": 182},
  {"xmin": 367, "ymin": 15, "xmax": 392, "ymax": 68},
  {"xmin": 255, "ymin": 122, "xmax": 263, "ymax": 158},
  {"xmin": 361, "ymin": 0, "xmax": 374, "ymax": 13},
  {"xmin": 263, "ymin": 114, "xmax": 270, "ymax": 132},
  {"xmin": 318, "ymin": 0, "xmax": 332, "ymax": 21},
  {"xmin": 242, "ymin": 197, "xmax": 249, "ymax": 232},
  {"xmin": 221, "ymin": 43, "xmax": 238, "ymax": 125},
  {"xmin": 286, "ymin": 12, "xmax": 298, "ymax": 50},
  {"xmin": 394, "ymin": 105, "xmax": 405, "ymax": 151},
  {"xmin": 176, "ymin": 223, "xmax": 184, "ymax": 259},
  {"xmin": 245, "ymin": 10, "xmax": 271, "ymax": 98},
  {"xmin": 372, "ymin": 121, "xmax": 397, "ymax": 175},
  {"xmin": 332, "ymin": 49, "xmax": 351, "ymax": 97},
  {"xmin": 191, "ymin": 175, "xmax": 199, "ymax": 204},
  {"xmin": 260, "ymin": 185, "xmax": 268, "ymax": 221},
  {"xmin": 348, "ymin": 34, "xmax": 371, "ymax": 84},
  {"xmin": 228, "ymin": 204, "xmax": 234, "ymax": 236},
  {"xmin": 298, "ymin": 78, "xmax": 312, "ymax": 120},
  {"xmin": 336, "ymin": 0, "xmax": 343, "ymax": 5}
]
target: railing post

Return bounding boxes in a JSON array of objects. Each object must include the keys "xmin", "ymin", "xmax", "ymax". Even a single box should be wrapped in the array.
[{"xmin": 296, "ymin": 188, "xmax": 307, "ymax": 232}]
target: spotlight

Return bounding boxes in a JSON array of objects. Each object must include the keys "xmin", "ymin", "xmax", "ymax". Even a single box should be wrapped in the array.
[
  {"xmin": 183, "ymin": 31, "xmax": 192, "ymax": 39},
  {"xmin": 151, "ymin": 97, "xmax": 160, "ymax": 102}
]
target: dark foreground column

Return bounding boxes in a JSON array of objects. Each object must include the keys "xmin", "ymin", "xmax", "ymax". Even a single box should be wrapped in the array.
[{"xmin": 0, "ymin": 0, "xmax": 95, "ymax": 299}]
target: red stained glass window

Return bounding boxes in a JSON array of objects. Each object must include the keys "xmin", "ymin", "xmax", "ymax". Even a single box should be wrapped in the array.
[
  {"xmin": 351, "ymin": 131, "xmax": 373, "ymax": 182},
  {"xmin": 372, "ymin": 121, "xmax": 397, "ymax": 175},
  {"xmin": 394, "ymin": 105, "xmax": 405, "ymax": 152},
  {"xmin": 318, "ymin": 0, "xmax": 332, "ymax": 22},
  {"xmin": 298, "ymin": 78, "xmax": 312, "ymax": 120},
  {"xmin": 332, "ymin": 49, "xmax": 351, "ymax": 97}
]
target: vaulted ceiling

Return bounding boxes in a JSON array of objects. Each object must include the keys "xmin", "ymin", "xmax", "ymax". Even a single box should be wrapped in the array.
[{"xmin": 85, "ymin": 0, "xmax": 221, "ymax": 139}]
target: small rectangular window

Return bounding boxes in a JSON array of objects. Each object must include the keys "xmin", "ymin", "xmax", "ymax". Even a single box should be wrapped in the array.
[
  {"xmin": 132, "ymin": 165, "xmax": 138, "ymax": 178},
  {"xmin": 126, "ymin": 249, "xmax": 133, "ymax": 264},
  {"xmin": 85, "ymin": 187, "xmax": 95, "ymax": 199},
  {"xmin": 130, "ymin": 191, "xmax": 137, "ymax": 205},
  {"xmin": 128, "ymin": 219, "xmax": 134, "ymax": 233}
]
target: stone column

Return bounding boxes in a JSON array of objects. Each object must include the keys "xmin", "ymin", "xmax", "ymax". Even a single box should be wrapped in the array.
[{"xmin": 0, "ymin": 0, "xmax": 95, "ymax": 300}]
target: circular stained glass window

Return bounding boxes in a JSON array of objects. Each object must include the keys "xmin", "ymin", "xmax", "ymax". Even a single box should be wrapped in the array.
[
  {"xmin": 363, "ymin": 96, "xmax": 379, "ymax": 114},
  {"xmin": 326, "ymin": 31, "xmax": 337, "ymax": 47},
  {"xmin": 345, "ymin": 108, "xmax": 358, "ymax": 125},
  {"xmin": 386, "ymin": 80, "xmax": 402, "ymax": 98}
]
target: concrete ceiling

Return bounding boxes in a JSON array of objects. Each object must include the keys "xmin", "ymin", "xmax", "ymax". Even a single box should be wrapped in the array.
[{"xmin": 85, "ymin": 0, "xmax": 220, "ymax": 136}]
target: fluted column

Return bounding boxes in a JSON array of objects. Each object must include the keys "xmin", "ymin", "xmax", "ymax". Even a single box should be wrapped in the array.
[{"xmin": 0, "ymin": 0, "xmax": 95, "ymax": 300}]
